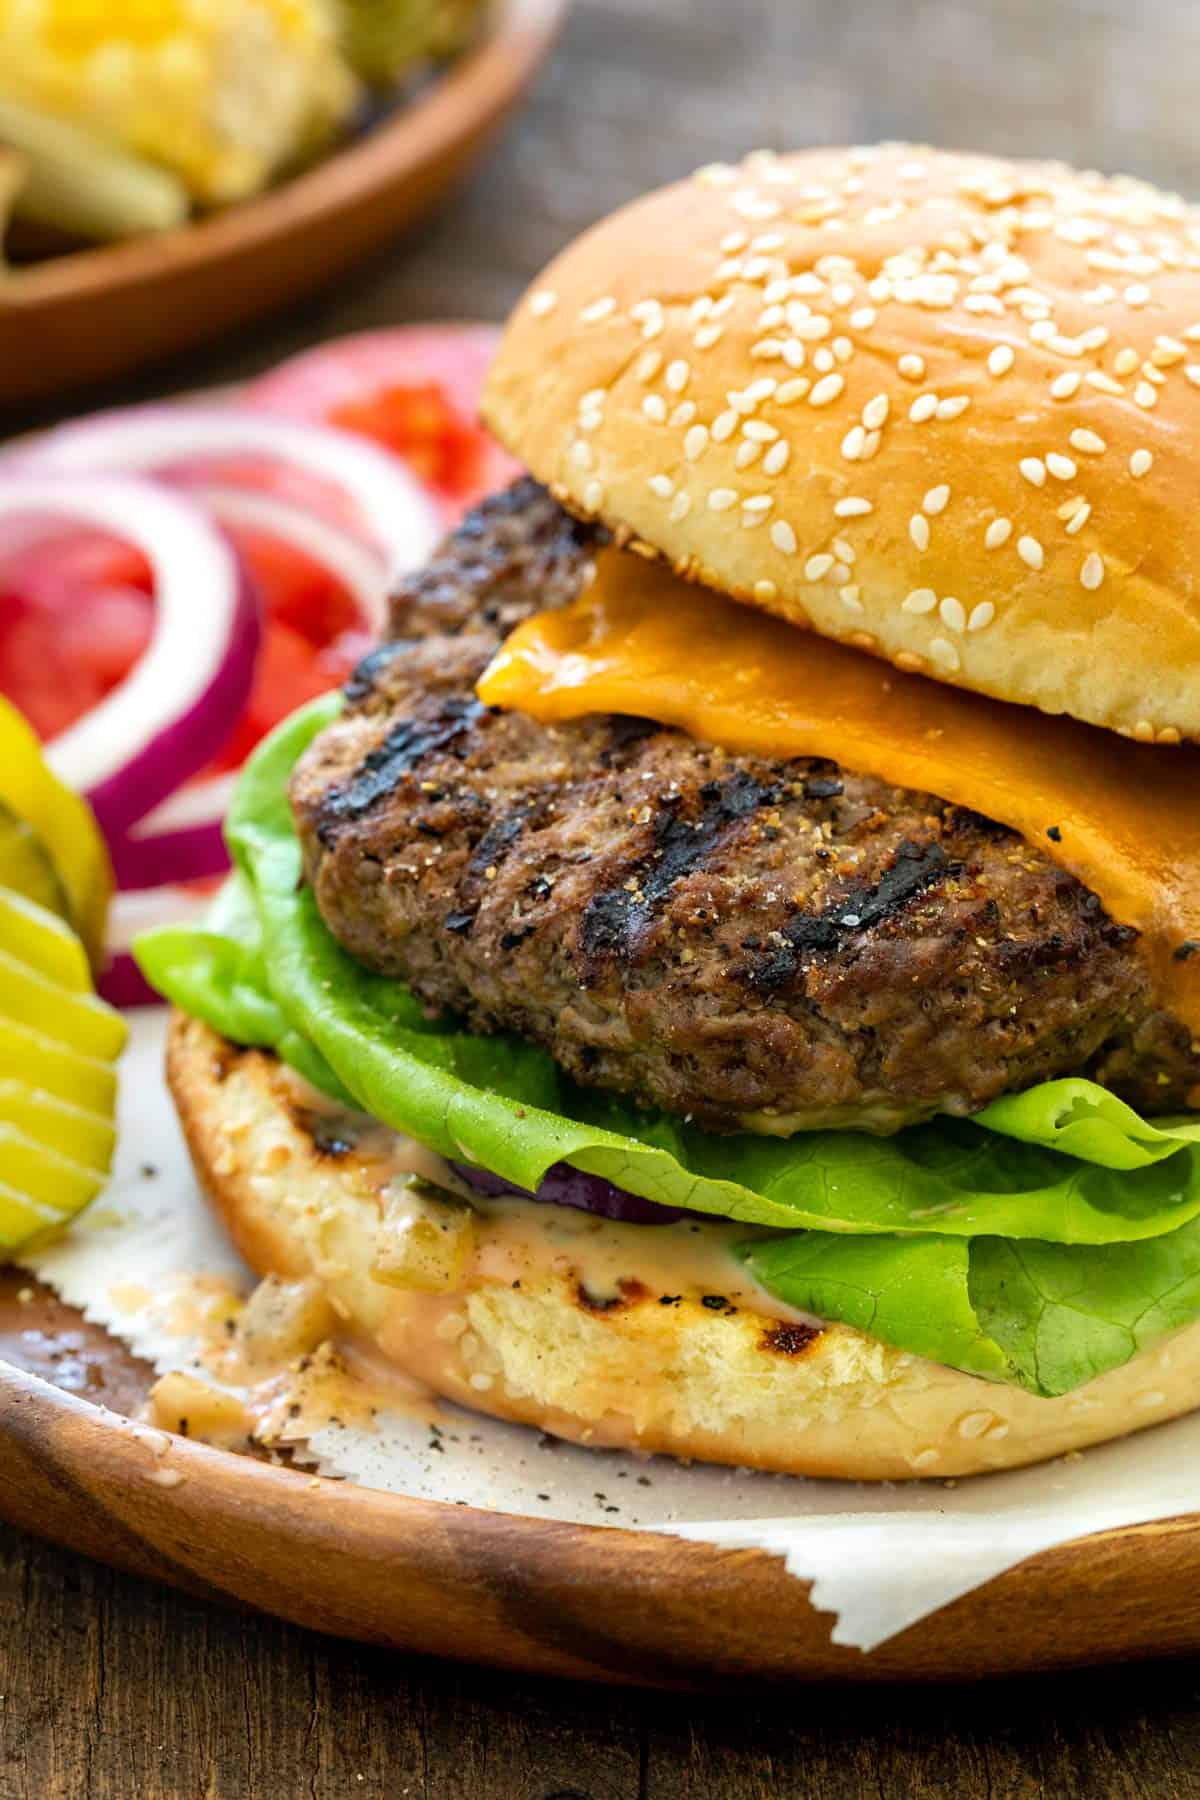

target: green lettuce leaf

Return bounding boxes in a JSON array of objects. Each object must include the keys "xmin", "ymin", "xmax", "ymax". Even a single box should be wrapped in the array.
[
  {"xmin": 743, "ymin": 1220, "xmax": 1200, "ymax": 1396},
  {"xmin": 978, "ymin": 1079, "xmax": 1200, "ymax": 1170}
]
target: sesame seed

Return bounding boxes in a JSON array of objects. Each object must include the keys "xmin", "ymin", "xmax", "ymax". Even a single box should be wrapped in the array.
[
  {"xmin": 1017, "ymin": 535, "xmax": 1044, "ymax": 570},
  {"xmin": 666, "ymin": 360, "xmax": 690, "ymax": 393},
  {"xmin": 757, "ymin": 306, "xmax": 786, "ymax": 332},
  {"xmin": 763, "ymin": 441, "xmax": 790, "ymax": 475},
  {"xmin": 743, "ymin": 494, "xmax": 774, "ymax": 514},
  {"xmin": 849, "ymin": 306, "xmax": 877, "ymax": 329},
  {"xmin": 967, "ymin": 601, "xmax": 995, "ymax": 632},
  {"xmin": 936, "ymin": 395, "xmax": 970, "ymax": 420},
  {"xmin": 1050, "ymin": 372, "xmax": 1082, "ymax": 399},
  {"xmin": 809, "ymin": 373, "xmax": 845, "ymax": 407},
  {"xmin": 571, "ymin": 440, "xmax": 593, "ymax": 471},
  {"xmin": 862, "ymin": 393, "xmax": 890, "ymax": 429},
  {"xmin": 832, "ymin": 336, "xmax": 854, "ymax": 364},
  {"xmin": 742, "ymin": 420, "xmax": 779, "ymax": 442},
  {"xmin": 636, "ymin": 349, "xmax": 663, "ymax": 382},
  {"xmin": 642, "ymin": 395, "xmax": 667, "ymax": 423},
  {"xmin": 897, "ymin": 353, "xmax": 926, "ymax": 380},
  {"xmin": 693, "ymin": 325, "xmax": 724, "ymax": 350},
  {"xmin": 735, "ymin": 442, "xmax": 761, "ymax": 470},
  {"xmin": 805, "ymin": 553, "xmax": 834, "ymax": 580},
  {"xmin": 1069, "ymin": 428, "xmax": 1106, "ymax": 455},
  {"xmin": 985, "ymin": 518, "xmax": 1012, "ymax": 549},
  {"xmin": 902, "ymin": 588, "xmax": 937, "ymax": 614},
  {"xmin": 834, "ymin": 496, "xmax": 872, "ymax": 516},
  {"xmin": 583, "ymin": 479, "xmax": 604, "ymax": 511},
  {"xmin": 754, "ymin": 579, "xmax": 778, "ymax": 601},
  {"xmin": 840, "ymin": 425, "xmax": 866, "ymax": 460},
  {"xmin": 832, "ymin": 536, "xmax": 855, "ymax": 563},
  {"xmin": 580, "ymin": 296, "xmax": 617, "ymax": 324},
  {"xmin": 1019, "ymin": 458, "xmax": 1046, "ymax": 488},
  {"xmin": 939, "ymin": 597, "xmax": 966, "ymax": 633},
  {"xmin": 776, "ymin": 378, "xmax": 810, "ymax": 404},
  {"xmin": 1130, "ymin": 448, "xmax": 1154, "ymax": 477},
  {"xmin": 771, "ymin": 521, "xmax": 798, "ymax": 555},
  {"xmin": 1080, "ymin": 552, "xmax": 1105, "ymax": 591},
  {"xmin": 909, "ymin": 394, "xmax": 938, "ymax": 423},
  {"xmin": 669, "ymin": 493, "xmax": 692, "ymax": 522},
  {"xmin": 988, "ymin": 345, "xmax": 1015, "ymax": 376},
  {"xmin": 860, "ymin": 430, "xmax": 882, "ymax": 459},
  {"xmin": 1064, "ymin": 500, "xmax": 1091, "ymax": 534},
  {"xmin": 751, "ymin": 338, "xmax": 784, "ymax": 361},
  {"xmin": 711, "ymin": 411, "xmax": 737, "ymax": 442},
  {"xmin": 708, "ymin": 488, "xmax": 739, "ymax": 513},
  {"xmin": 910, "ymin": 515, "xmax": 931, "ymax": 551},
  {"xmin": 1085, "ymin": 372, "xmax": 1124, "ymax": 395},
  {"xmin": 684, "ymin": 425, "xmax": 709, "ymax": 462},
  {"xmin": 1135, "ymin": 382, "xmax": 1158, "ymax": 409},
  {"xmin": 746, "ymin": 377, "xmax": 778, "ymax": 403},
  {"xmin": 930, "ymin": 637, "xmax": 961, "ymax": 672},
  {"xmin": 1186, "ymin": 366, "xmax": 1200, "ymax": 388},
  {"xmin": 840, "ymin": 586, "xmax": 865, "ymax": 614},
  {"xmin": 529, "ymin": 290, "xmax": 557, "ymax": 318},
  {"xmin": 648, "ymin": 474, "xmax": 674, "ymax": 498},
  {"xmin": 1044, "ymin": 452, "xmax": 1077, "ymax": 480},
  {"xmin": 1125, "ymin": 283, "xmax": 1151, "ymax": 307},
  {"xmin": 670, "ymin": 401, "xmax": 696, "ymax": 428},
  {"xmin": 720, "ymin": 230, "xmax": 749, "ymax": 252},
  {"xmin": 580, "ymin": 388, "xmax": 606, "ymax": 411},
  {"xmin": 1113, "ymin": 347, "xmax": 1140, "ymax": 376},
  {"xmin": 923, "ymin": 485, "xmax": 951, "ymax": 515}
]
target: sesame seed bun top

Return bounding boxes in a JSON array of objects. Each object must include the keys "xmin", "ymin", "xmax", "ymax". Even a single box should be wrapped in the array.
[{"xmin": 481, "ymin": 143, "xmax": 1200, "ymax": 744}]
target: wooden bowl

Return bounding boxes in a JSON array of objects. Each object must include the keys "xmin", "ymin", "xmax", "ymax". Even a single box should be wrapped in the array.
[
  {"xmin": 4, "ymin": 1270, "xmax": 1200, "ymax": 1685},
  {"xmin": 0, "ymin": 0, "xmax": 569, "ymax": 410}
]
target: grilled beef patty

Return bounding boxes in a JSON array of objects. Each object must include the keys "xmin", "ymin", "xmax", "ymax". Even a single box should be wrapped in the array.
[{"xmin": 291, "ymin": 480, "xmax": 1199, "ymax": 1133}]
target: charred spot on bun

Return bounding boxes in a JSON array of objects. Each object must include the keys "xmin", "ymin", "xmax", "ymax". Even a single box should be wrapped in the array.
[{"xmin": 148, "ymin": 146, "xmax": 1200, "ymax": 1480}]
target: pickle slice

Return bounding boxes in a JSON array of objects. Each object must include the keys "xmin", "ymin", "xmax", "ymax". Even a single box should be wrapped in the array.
[
  {"xmin": 0, "ymin": 697, "xmax": 113, "ymax": 967},
  {"xmin": 0, "ymin": 1017, "xmax": 117, "ymax": 1119},
  {"xmin": 0, "ymin": 887, "xmax": 91, "ymax": 992},
  {"xmin": 0, "ymin": 948, "xmax": 126, "ymax": 1061},
  {"xmin": 0, "ymin": 1080, "xmax": 114, "ymax": 1172},
  {"xmin": 0, "ymin": 1123, "xmax": 104, "ymax": 1215},
  {"xmin": 0, "ymin": 809, "xmax": 69, "ymax": 922},
  {"xmin": 0, "ymin": 1176, "xmax": 62, "ymax": 1247}
]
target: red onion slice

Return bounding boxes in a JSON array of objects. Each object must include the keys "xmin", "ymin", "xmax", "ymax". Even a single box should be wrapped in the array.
[
  {"xmin": 100, "ymin": 884, "xmax": 212, "ymax": 1007},
  {"xmin": 0, "ymin": 474, "xmax": 259, "ymax": 840},
  {"xmin": 16, "ymin": 405, "xmax": 440, "ymax": 590},
  {"xmin": 451, "ymin": 1160, "xmax": 700, "ymax": 1225},
  {"xmin": 183, "ymin": 483, "xmax": 391, "ymax": 635}
]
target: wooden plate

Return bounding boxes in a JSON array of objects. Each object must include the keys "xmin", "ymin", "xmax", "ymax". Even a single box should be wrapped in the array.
[
  {"xmin": 3, "ymin": 1270, "xmax": 1200, "ymax": 1685},
  {"xmin": 0, "ymin": 0, "xmax": 569, "ymax": 409}
]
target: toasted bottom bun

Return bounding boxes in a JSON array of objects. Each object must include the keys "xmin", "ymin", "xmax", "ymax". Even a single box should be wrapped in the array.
[{"xmin": 167, "ymin": 1011, "xmax": 1200, "ymax": 1481}]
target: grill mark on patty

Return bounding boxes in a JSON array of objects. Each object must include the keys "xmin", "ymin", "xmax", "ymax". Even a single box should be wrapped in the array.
[
  {"xmin": 316, "ymin": 696, "xmax": 485, "ymax": 840},
  {"xmin": 739, "ymin": 839, "xmax": 958, "ymax": 991},
  {"xmin": 579, "ymin": 769, "xmax": 782, "ymax": 966},
  {"xmin": 446, "ymin": 801, "xmax": 545, "ymax": 938},
  {"xmin": 343, "ymin": 640, "xmax": 417, "ymax": 704}
]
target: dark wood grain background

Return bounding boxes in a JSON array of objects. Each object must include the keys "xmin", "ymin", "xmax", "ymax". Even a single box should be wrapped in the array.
[{"xmin": 8, "ymin": 0, "xmax": 1200, "ymax": 1792}]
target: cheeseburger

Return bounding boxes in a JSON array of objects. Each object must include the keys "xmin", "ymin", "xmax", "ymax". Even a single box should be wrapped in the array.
[{"xmin": 147, "ymin": 145, "xmax": 1200, "ymax": 1481}]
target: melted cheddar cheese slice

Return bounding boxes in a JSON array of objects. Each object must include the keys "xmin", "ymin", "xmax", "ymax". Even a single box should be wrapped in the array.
[{"xmin": 478, "ymin": 549, "xmax": 1200, "ymax": 1031}]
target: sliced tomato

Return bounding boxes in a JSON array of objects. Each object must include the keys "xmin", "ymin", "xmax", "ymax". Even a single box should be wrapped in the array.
[
  {"xmin": 0, "ymin": 530, "xmax": 156, "ymax": 740},
  {"xmin": 245, "ymin": 325, "xmax": 520, "ymax": 519}
]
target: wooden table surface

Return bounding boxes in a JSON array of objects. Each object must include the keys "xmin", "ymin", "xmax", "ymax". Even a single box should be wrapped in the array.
[{"xmin": 8, "ymin": 0, "xmax": 1200, "ymax": 1792}]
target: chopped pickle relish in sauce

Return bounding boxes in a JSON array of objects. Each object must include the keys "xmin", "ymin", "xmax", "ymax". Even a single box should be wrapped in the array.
[{"xmin": 478, "ymin": 547, "xmax": 1200, "ymax": 1031}]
